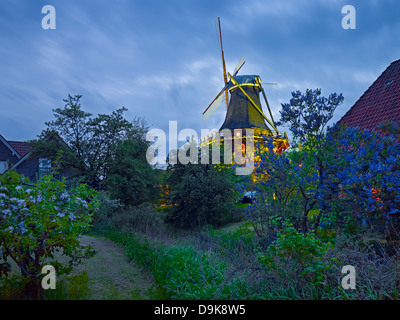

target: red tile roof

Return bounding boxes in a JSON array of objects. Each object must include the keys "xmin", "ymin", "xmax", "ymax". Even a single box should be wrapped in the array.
[
  {"xmin": 339, "ymin": 59, "xmax": 400, "ymax": 131},
  {"xmin": 7, "ymin": 140, "xmax": 33, "ymax": 157}
]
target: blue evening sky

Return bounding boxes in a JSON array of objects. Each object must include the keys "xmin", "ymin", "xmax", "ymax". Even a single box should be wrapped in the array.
[{"xmin": 1, "ymin": 0, "xmax": 399, "ymax": 143}]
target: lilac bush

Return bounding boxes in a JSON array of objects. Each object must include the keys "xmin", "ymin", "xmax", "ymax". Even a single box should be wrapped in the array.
[{"xmin": 0, "ymin": 170, "xmax": 100, "ymax": 299}]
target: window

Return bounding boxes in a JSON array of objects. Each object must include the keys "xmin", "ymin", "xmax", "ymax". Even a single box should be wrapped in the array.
[
  {"xmin": 0, "ymin": 161, "xmax": 8, "ymax": 174},
  {"xmin": 38, "ymin": 158, "xmax": 51, "ymax": 178}
]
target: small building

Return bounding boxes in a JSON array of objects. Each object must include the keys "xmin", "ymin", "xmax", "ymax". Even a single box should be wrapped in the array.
[
  {"xmin": 339, "ymin": 59, "xmax": 400, "ymax": 130},
  {"xmin": 0, "ymin": 132, "xmax": 68, "ymax": 183}
]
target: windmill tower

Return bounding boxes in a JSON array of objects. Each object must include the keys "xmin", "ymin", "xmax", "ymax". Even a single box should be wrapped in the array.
[{"xmin": 200, "ymin": 18, "xmax": 289, "ymax": 156}]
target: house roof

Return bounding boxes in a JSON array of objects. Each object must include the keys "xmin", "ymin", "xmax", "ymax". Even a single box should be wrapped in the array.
[
  {"xmin": 338, "ymin": 59, "xmax": 400, "ymax": 131},
  {"xmin": 7, "ymin": 141, "xmax": 33, "ymax": 157}
]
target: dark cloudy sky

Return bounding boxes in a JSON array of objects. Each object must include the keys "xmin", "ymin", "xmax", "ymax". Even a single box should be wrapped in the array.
[{"xmin": 1, "ymin": 0, "xmax": 400, "ymax": 142}]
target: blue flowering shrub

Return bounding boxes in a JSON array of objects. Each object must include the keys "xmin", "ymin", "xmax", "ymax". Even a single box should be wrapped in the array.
[
  {"xmin": 0, "ymin": 170, "xmax": 100, "ymax": 299},
  {"xmin": 325, "ymin": 123, "xmax": 400, "ymax": 234},
  {"xmin": 247, "ymin": 123, "xmax": 400, "ymax": 234},
  {"xmin": 243, "ymin": 88, "xmax": 400, "ymax": 297}
]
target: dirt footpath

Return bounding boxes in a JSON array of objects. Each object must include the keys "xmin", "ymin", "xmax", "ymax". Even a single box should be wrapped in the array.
[{"xmin": 71, "ymin": 235, "xmax": 156, "ymax": 300}]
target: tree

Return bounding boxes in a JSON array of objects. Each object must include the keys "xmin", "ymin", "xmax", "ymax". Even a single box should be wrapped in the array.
[
  {"xmin": 102, "ymin": 138, "xmax": 160, "ymax": 206},
  {"xmin": 165, "ymin": 143, "xmax": 237, "ymax": 228},
  {"xmin": 247, "ymin": 121, "xmax": 400, "ymax": 236},
  {"xmin": 31, "ymin": 94, "xmax": 148, "ymax": 188},
  {"xmin": 274, "ymin": 88, "xmax": 344, "ymax": 231},
  {"xmin": 0, "ymin": 170, "xmax": 100, "ymax": 299},
  {"xmin": 277, "ymin": 88, "xmax": 344, "ymax": 147}
]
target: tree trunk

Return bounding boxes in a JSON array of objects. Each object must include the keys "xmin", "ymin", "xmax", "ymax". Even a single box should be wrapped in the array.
[{"xmin": 23, "ymin": 281, "xmax": 41, "ymax": 300}]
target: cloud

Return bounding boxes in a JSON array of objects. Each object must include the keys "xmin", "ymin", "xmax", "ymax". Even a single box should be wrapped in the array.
[{"xmin": 0, "ymin": 0, "xmax": 399, "ymax": 144}]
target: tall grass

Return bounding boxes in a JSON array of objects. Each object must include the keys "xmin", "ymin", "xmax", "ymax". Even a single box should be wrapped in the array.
[{"xmin": 96, "ymin": 202, "xmax": 400, "ymax": 300}]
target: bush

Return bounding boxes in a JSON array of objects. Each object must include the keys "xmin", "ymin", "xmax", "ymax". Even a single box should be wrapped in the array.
[
  {"xmin": 258, "ymin": 220, "xmax": 336, "ymax": 285},
  {"xmin": 166, "ymin": 162, "xmax": 237, "ymax": 229},
  {"xmin": 103, "ymin": 138, "xmax": 160, "ymax": 206},
  {"xmin": 0, "ymin": 170, "xmax": 99, "ymax": 299},
  {"xmin": 91, "ymin": 191, "xmax": 122, "ymax": 231}
]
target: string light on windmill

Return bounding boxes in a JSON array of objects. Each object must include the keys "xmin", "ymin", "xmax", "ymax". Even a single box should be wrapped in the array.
[{"xmin": 200, "ymin": 17, "xmax": 289, "ymax": 156}]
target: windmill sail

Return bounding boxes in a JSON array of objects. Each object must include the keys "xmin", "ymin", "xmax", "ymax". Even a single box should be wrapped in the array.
[
  {"xmin": 203, "ymin": 89, "xmax": 225, "ymax": 121},
  {"xmin": 216, "ymin": 17, "xmax": 229, "ymax": 111},
  {"xmin": 200, "ymin": 17, "xmax": 289, "ymax": 156},
  {"xmin": 202, "ymin": 57, "xmax": 245, "ymax": 121},
  {"xmin": 233, "ymin": 56, "xmax": 245, "ymax": 76}
]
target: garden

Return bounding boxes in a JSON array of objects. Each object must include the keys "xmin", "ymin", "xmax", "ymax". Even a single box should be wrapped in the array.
[{"xmin": 1, "ymin": 90, "xmax": 400, "ymax": 300}]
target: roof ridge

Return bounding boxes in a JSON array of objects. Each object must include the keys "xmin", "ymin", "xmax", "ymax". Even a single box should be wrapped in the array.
[
  {"xmin": 0, "ymin": 134, "xmax": 22, "ymax": 159},
  {"xmin": 6, "ymin": 140, "xmax": 31, "ymax": 143}
]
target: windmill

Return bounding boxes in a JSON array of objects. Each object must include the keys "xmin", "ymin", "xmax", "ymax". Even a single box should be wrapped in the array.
[{"xmin": 200, "ymin": 17, "xmax": 289, "ymax": 156}]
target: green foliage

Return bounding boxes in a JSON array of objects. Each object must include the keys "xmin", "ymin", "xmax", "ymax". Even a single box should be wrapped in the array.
[
  {"xmin": 31, "ymin": 94, "xmax": 149, "ymax": 189},
  {"xmin": 258, "ymin": 219, "xmax": 337, "ymax": 284},
  {"xmin": 0, "ymin": 170, "xmax": 100, "ymax": 299},
  {"xmin": 152, "ymin": 246, "xmax": 226, "ymax": 299},
  {"xmin": 166, "ymin": 161, "xmax": 237, "ymax": 228},
  {"xmin": 102, "ymin": 138, "xmax": 159, "ymax": 206},
  {"xmin": 40, "ymin": 271, "xmax": 90, "ymax": 300},
  {"xmin": 64, "ymin": 270, "xmax": 90, "ymax": 299},
  {"xmin": 105, "ymin": 229, "xmax": 247, "ymax": 300},
  {"xmin": 277, "ymin": 88, "xmax": 344, "ymax": 147}
]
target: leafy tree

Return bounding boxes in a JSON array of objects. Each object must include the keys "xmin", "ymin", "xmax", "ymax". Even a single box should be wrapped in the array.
[
  {"xmin": 242, "ymin": 139, "xmax": 317, "ymax": 236},
  {"xmin": 102, "ymin": 138, "xmax": 159, "ymax": 206},
  {"xmin": 273, "ymin": 89, "xmax": 344, "ymax": 231},
  {"xmin": 277, "ymin": 88, "xmax": 344, "ymax": 147},
  {"xmin": 246, "ymin": 123, "xmax": 400, "ymax": 237},
  {"xmin": 0, "ymin": 170, "xmax": 100, "ymax": 299},
  {"xmin": 165, "ymin": 143, "xmax": 237, "ymax": 228},
  {"xmin": 31, "ymin": 94, "xmax": 148, "ymax": 188}
]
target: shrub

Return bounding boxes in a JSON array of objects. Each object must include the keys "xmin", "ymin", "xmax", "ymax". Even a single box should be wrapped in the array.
[
  {"xmin": 0, "ymin": 170, "xmax": 99, "ymax": 299},
  {"xmin": 258, "ymin": 220, "xmax": 337, "ymax": 285},
  {"xmin": 166, "ymin": 162, "xmax": 237, "ymax": 229},
  {"xmin": 103, "ymin": 138, "xmax": 160, "ymax": 206}
]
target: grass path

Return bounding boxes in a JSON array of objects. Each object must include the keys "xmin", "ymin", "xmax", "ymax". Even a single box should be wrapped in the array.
[{"xmin": 69, "ymin": 235, "xmax": 156, "ymax": 300}]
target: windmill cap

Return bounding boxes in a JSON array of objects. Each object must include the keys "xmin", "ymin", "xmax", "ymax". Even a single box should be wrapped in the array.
[{"xmin": 228, "ymin": 75, "xmax": 261, "ymax": 90}]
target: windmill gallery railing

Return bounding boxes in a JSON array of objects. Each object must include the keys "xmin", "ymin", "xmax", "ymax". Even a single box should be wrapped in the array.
[{"xmin": 199, "ymin": 128, "xmax": 289, "ymax": 155}]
